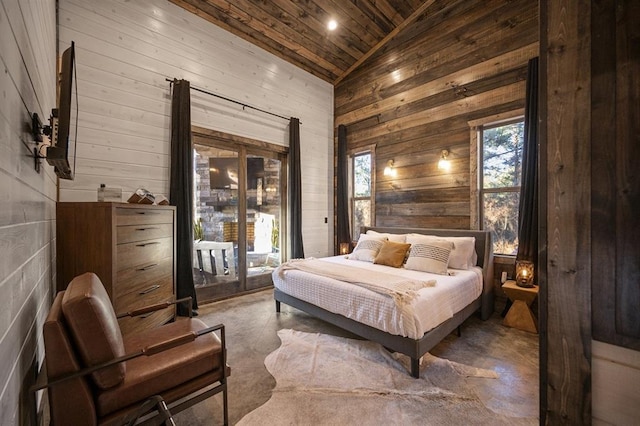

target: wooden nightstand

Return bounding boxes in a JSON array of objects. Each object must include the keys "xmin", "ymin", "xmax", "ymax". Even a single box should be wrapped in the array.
[{"xmin": 502, "ymin": 280, "xmax": 538, "ymax": 333}]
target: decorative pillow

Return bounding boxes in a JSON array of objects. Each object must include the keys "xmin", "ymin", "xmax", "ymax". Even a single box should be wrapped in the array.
[
  {"xmin": 448, "ymin": 236, "xmax": 477, "ymax": 269},
  {"xmin": 404, "ymin": 237, "xmax": 454, "ymax": 275},
  {"xmin": 407, "ymin": 234, "xmax": 477, "ymax": 270},
  {"xmin": 349, "ymin": 234, "xmax": 387, "ymax": 262},
  {"xmin": 373, "ymin": 240, "xmax": 412, "ymax": 268},
  {"xmin": 366, "ymin": 230, "xmax": 407, "ymax": 243}
]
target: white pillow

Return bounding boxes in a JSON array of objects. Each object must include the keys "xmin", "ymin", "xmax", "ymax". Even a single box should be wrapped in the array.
[
  {"xmin": 404, "ymin": 236, "xmax": 453, "ymax": 275},
  {"xmin": 348, "ymin": 234, "xmax": 387, "ymax": 262},
  {"xmin": 366, "ymin": 230, "xmax": 406, "ymax": 243},
  {"xmin": 407, "ymin": 234, "xmax": 477, "ymax": 270}
]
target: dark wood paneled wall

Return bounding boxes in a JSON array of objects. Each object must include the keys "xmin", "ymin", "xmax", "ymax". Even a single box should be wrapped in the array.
[
  {"xmin": 335, "ymin": 0, "xmax": 538, "ymax": 230},
  {"xmin": 591, "ymin": 0, "xmax": 640, "ymax": 351},
  {"xmin": 539, "ymin": 0, "xmax": 592, "ymax": 421}
]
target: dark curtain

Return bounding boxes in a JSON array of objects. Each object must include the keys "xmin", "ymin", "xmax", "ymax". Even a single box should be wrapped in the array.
[
  {"xmin": 516, "ymin": 57, "xmax": 539, "ymax": 265},
  {"xmin": 336, "ymin": 124, "xmax": 351, "ymax": 252},
  {"xmin": 170, "ymin": 79, "xmax": 197, "ymax": 316},
  {"xmin": 289, "ymin": 117, "xmax": 305, "ymax": 258}
]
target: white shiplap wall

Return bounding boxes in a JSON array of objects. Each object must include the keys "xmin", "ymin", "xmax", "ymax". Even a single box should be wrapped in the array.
[
  {"xmin": 57, "ymin": 0, "xmax": 334, "ymax": 257},
  {"xmin": 0, "ymin": 0, "xmax": 57, "ymax": 423}
]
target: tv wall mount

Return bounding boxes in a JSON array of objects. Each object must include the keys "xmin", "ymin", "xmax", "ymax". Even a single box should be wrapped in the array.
[{"xmin": 30, "ymin": 110, "xmax": 59, "ymax": 174}]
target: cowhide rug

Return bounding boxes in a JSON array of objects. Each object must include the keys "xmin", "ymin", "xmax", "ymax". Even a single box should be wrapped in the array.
[{"xmin": 237, "ymin": 329, "xmax": 537, "ymax": 425}]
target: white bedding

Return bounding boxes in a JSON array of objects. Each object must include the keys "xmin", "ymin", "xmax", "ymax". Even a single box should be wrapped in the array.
[{"xmin": 272, "ymin": 256, "xmax": 483, "ymax": 339}]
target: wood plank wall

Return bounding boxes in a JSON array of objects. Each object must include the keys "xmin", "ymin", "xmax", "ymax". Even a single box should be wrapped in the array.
[
  {"xmin": 335, "ymin": 0, "xmax": 538, "ymax": 230},
  {"xmin": 539, "ymin": 0, "xmax": 591, "ymax": 422},
  {"xmin": 540, "ymin": 0, "xmax": 640, "ymax": 424},
  {"xmin": 57, "ymin": 0, "xmax": 334, "ymax": 257},
  {"xmin": 0, "ymin": 0, "xmax": 57, "ymax": 423},
  {"xmin": 590, "ymin": 0, "xmax": 640, "ymax": 421}
]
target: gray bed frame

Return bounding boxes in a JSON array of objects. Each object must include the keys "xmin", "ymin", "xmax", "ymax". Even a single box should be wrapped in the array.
[{"xmin": 274, "ymin": 227, "xmax": 494, "ymax": 378}]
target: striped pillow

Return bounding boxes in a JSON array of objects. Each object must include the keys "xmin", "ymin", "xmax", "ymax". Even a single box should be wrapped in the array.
[
  {"xmin": 404, "ymin": 238, "xmax": 454, "ymax": 275},
  {"xmin": 348, "ymin": 234, "xmax": 387, "ymax": 262}
]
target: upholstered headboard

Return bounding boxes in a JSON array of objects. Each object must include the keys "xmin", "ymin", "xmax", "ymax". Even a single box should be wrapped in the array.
[{"xmin": 361, "ymin": 226, "xmax": 494, "ymax": 319}]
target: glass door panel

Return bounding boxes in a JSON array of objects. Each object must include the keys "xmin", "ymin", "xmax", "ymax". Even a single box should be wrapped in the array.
[
  {"xmin": 246, "ymin": 153, "xmax": 282, "ymax": 290},
  {"xmin": 193, "ymin": 145, "xmax": 239, "ymax": 291}
]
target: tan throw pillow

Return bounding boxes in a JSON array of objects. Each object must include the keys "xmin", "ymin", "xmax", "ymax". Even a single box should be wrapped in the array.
[
  {"xmin": 373, "ymin": 241, "xmax": 412, "ymax": 268},
  {"xmin": 404, "ymin": 238, "xmax": 454, "ymax": 275}
]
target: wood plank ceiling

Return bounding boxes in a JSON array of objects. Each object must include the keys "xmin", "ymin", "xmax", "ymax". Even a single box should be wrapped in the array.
[{"xmin": 169, "ymin": 0, "xmax": 432, "ymax": 84}]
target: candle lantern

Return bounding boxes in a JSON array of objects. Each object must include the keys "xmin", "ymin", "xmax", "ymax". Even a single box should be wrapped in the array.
[
  {"xmin": 339, "ymin": 242, "xmax": 351, "ymax": 255},
  {"xmin": 515, "ymin": 260, "xmax": 535, "ymax": 288}
]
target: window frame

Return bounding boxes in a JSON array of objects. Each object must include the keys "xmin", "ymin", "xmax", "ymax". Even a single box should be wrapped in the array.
[
  {"xmin": 468, "ymin": 110, "xmax": 524, "ymax": 256},
  {"xmin": 348, "ymin": 145, "xmax": 376, "ymax": 242}
]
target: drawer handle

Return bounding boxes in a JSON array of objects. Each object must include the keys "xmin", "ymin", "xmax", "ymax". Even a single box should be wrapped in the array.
[
  {"xmin": 136, "ymin": 242, "xmax": 160, "ymax": 247},
  {"xmin": 138, "ymin": 313, "xmax": 153, "ymax": 319},
  {"xmin": 139, "ymin": 284, "xmax": 161, "ymax": 295},
  {"xmin": 136, "ymin": 263, "xmax": 158, "ymax": 271},
  {"xmin": 136, "ymin": 211, "xmax": 159, "ymax": 215},
  {"xmin": 135, "ymin": 227, "xmax": 159, "ymax": 231}
]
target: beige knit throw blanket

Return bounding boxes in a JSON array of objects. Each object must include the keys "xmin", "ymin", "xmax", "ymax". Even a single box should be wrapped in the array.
[{"xmin": 277, "ymin": 258, "xmax": 436, "ymax": 308}]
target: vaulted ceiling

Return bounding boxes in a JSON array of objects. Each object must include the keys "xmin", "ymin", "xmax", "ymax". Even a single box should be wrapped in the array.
[{"xmin": 169, "ymin": 0, "xmax": 434, "ymax": 85}]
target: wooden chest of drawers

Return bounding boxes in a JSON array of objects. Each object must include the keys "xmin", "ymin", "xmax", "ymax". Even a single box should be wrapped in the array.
[{"xmin": 56, "ymin": 202, "xmax": 176, "ymax": 335}]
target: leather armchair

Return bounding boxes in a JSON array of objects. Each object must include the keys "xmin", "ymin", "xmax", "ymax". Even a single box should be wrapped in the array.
[{"xmin": 35, "ymin": 272, "xmax": 229, "ymax": 425}]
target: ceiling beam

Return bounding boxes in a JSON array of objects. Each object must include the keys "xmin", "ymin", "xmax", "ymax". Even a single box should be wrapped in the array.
[{"xmin": 333, "ymin": 0, "xmax": 436, "ymax": 86}]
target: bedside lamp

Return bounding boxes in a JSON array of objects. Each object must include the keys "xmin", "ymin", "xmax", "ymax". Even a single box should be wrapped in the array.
[{"xmin": 516, "ymin": 260, "xmax": 535, "ymax": 288}]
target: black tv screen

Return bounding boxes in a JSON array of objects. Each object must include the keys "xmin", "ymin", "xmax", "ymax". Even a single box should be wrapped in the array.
[
  {"xmin": 209, "ymin": 157, "xmax": 239, "ymax": 189},
  {"xmin": 247, "ymin": 157, "xmax": 264, "ymax": 190},
  {"xmin": 46, "ymin": 41, "xmax": 77, "ymax": 180},
  {"xmin": 209, "ymin": 157, "xmax": 264, "ymax": 190}
]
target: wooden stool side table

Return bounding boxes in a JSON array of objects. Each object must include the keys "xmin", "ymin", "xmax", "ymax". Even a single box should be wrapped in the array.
[{"xmin": 502, "ymin": 280, "xmax": 539, "ymax": 333}]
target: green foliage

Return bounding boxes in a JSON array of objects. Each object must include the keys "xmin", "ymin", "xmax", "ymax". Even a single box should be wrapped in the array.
[
  {"xmin": 482, "ymin": 121, "xmax": 524, "ymax": 255},
  {"xmin": 193, "ymin": 218, "xmax": 204, "ymax": 241},
  {"xmin": 353, "ymin": 153, "xmax": 371, "ymax": 197},
  {"xmin": 271, "ymin": 218, "xmax": 279, "ymax": 249},
  {"xmin": 352, "ymin": 152, "xmax": 372, "ymax": 238}
]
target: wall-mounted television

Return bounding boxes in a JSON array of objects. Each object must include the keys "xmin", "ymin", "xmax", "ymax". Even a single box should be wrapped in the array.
[
  {"xmin": 209, "ymin": 157, "xmax": 264, "ymax": 190},
  {"xmin": 46, "ymin": 41, "xmax": 78, "ymax": 180},
  {"xmin": 209, "ymin": 157, "xmax": 238, "ymax": 189}
]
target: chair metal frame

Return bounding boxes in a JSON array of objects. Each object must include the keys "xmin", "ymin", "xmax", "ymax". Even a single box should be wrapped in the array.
[{"xmin": 31, "ymin": 297, "xmax": 229, "ymax": 426}]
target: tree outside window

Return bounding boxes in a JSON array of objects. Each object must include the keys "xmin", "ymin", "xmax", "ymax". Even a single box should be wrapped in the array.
[
  {"xmin": 480, "ymin": 120, "xmax": 524, "ymax": 255},
  {"xmin": 351, "ymin": 152, "xmax": 372, "ymax": 241}
]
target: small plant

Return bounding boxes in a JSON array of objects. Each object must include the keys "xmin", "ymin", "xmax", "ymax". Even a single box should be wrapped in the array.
[
  {"xmin": 193, "ymin": 218, "xmax": 204, "ymax": 241},
  {"xmin": 271, "ymin": 218, "xmax": 279, "ymax": 250}
]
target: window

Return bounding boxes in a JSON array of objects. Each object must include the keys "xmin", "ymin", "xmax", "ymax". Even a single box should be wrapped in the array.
[
  {"xmin": 350, "ymin": 151, "xmax": 373, "ymax": 241},
  {"xmin": 479, "ymin": 118, "xmax": 524, "ymax": 255}
]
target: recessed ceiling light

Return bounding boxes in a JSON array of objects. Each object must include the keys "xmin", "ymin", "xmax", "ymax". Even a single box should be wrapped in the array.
[{"xmin": 327, "ymin": 19, "xmax": 337, "ymax": 31}]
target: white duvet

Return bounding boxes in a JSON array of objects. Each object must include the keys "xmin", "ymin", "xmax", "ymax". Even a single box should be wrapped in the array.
[{"xmin": 272, "ymin": 255, "xmax": 483, "ymax": 339}]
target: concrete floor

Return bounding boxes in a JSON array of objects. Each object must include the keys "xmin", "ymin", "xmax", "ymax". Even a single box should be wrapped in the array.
[{"xmin": 174, "ymin": 288, "xmax": 539, "ymax": 425}]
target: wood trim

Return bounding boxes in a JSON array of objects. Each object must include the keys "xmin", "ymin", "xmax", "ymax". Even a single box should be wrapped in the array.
[
  {"xmin": 333, "ymin": 0, "xmax": 437, "ymax": 85},
  {"xmin": 192, "ymin": 126, "xmax": 288, "ymax": 154},
  {"xmin": 468, "ymin": 107, "xmax": 524, "ymax": 231},
  {"xmin": 467, "ymin": 108, "xmax": 525, "ymax": 128},
  {"xmin": 469, "ymin": 127, "xmax": 479, "ymax": 230}
]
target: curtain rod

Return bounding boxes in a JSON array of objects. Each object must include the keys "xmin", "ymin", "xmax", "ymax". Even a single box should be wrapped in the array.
[{"xmin": 166, "ymin": 78, "xmax": 299, "ymax": 124}]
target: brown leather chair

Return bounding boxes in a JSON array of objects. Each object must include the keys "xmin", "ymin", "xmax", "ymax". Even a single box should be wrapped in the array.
[{"xmin": 37, "ymin": 272, "xmax": 229, "ymax": 425}]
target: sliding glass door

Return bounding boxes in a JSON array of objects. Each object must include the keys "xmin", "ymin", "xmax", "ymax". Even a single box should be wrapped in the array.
[
  {"xmin": 245, "ymin": 152, "xmax": 282, "ymax": 290},
  {"xmin": 193, "ymin": 140, "xmax": 285, "ymax": 301}
]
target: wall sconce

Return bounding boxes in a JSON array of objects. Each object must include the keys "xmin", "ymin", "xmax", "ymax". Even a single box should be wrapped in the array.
[
  {"xmin": 438, "ymin": 150, "xmax": 451, "ymax": 172},
  {"xmin": 383, "ymin": 159, "xmax": 397, "ymax": 177},
  {"xmin": 339, "ymin": 242, "xmax": 351, "ymax": 255},
  {"xmin": 516, "ymin": 260, "xmax": 535, "ymax": 288}
]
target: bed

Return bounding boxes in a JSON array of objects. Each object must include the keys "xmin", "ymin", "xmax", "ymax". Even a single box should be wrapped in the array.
[{"xmin": 272, "ymin": 227, "xmax": 494, "ymax": 378}]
